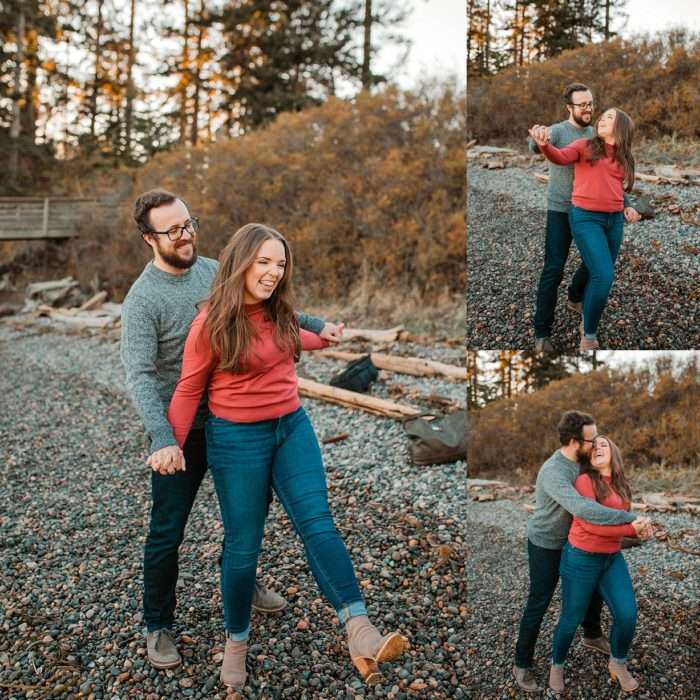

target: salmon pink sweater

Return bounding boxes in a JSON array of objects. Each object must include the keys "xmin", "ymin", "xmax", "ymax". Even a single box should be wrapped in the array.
[
  {"xmin": 540, "ymin": 139, "xmax": 626, "ymax": 213},
  {"xmin": 568, "ymin": 473, "xmax": 636, "ymax": 553},
  {"xmin": 168, "ymin": 303, "xmax": 329, "ymax": 446}
]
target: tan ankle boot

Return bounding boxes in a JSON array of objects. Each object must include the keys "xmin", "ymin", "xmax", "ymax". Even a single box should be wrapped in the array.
[
  {"xmin": 549, "ymin": 664, "xmax": 565, "ymax": 694},
  {"xmin": 609, "ymin": 660, "xmax": 639, "ymax": 693},
  {"xmin": 220, "ymin": 637, "xmax": 248, "ymax": 689},
  {"xmin": 346, "ymin": 615, "xmax": 407, "ymax": 684}
]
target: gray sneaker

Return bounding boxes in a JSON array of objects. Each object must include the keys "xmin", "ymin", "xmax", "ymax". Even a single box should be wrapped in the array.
[
  {"xmin": 535, "ymin": 337, "xmax": 554, "ymax": 353},
  {"xmin": 251, "ymin": 582, "xmax": 287, "ymax": 613},
  {"xmin": 146, "ymin": 628, "xmax": 181, "ymax": 669},
  {"xmin": 513, "ymin": 665, "xmax": 540, "ymax": 693},
  {"xmin": 582, "ymin": 635, "xmax": 611, "ymax": 656}
]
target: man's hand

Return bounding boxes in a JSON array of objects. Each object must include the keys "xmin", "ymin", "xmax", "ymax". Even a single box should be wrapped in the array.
[
  {"xmin": 631, "ymin": 516, "xmax": 653, "ymax": 540},
  {"xmin": 624, "ymin": 207, "xmax": 641, "ymax": 224},
  {"xmin": 147, "ymin": 445, "xmax": 186, "ymax": 475},
  {"xmin": 528, "ymin": 124, "xmax": 550, "ymax": 147},
  {"xmin": 319, "ymin": 322, "xmax": 345, "ymax": 345}
]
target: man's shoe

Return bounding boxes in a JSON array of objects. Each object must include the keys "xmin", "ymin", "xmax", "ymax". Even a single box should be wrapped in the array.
[
  {"xmin": 566, "ymin": 299, "xmax": 582, "ymax": 315},
  {"xmin": 251, "ymin": 582, "xmax": 287, "ymax": 613},
  {"xmin": 146, "ymin": 628, "xmax": 181, "ymax": 669},
  {"xmin": 535, "ymin": 337, "xmax": 554, "ymax": 353},
  {"xmin": 582, "ymin": 635, "xmax": 611, "ymax": 656},
  {"xmin": 512, "ymin": 665, "xmax": 540, "ymax": 693}
]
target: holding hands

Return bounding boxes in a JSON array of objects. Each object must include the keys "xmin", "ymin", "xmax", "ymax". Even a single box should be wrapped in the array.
[
  {"xmin": 529, "ymin": 124, "xmax": 551, "ymax": 147},
  {"xmin": 147, "ymin": 444, "xmax": 186, "ymax": 475},
  {"xmin": 631, "ymin": 516, "xmax": 654, "ymax": 540},
  {"xmin": 320, "ymin": 321, "xmax": 345, "ymax": 345}
]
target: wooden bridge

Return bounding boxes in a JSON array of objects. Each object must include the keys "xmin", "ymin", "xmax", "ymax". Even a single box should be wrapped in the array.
[{"xmin": 0, "ymin": 197, "xmax": 111, "ymax": 241}]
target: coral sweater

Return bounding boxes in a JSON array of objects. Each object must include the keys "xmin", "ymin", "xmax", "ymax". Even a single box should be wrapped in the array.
[
  {"xmin": 568, "ymin": 474, "xmax": 636, "ymax": 553},
  {"xmin": 167, "ymin": 303, "xmax": 329, "ymax": 447},
  {"xmin": 540, "ymin": 139, "xmax": 626, "ymax": 213}
]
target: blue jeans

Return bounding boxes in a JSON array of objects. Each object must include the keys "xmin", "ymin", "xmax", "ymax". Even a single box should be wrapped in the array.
[
  {"xmin": 534, "ymin": 210, "xmax": 589, "ymax": 338},
  {"xmin": 552, "ymin": 543, "xmax": 637, "ymax": 665},
  {"xmin": 569, "ymin": 206, "xmax": 624, "ymax": 337},
  {"xmin": 143, "ymin": 429, "xmax": 209, "ymax": 632},
  {"xmin": 206, "ymin": 406, "xmax": 366, "ymax": 639},
  {"xmin": 515, "ymin": 539, "xmax": 603, "ymax": 668}
]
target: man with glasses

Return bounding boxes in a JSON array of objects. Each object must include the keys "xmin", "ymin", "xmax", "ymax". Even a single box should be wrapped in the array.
[
  {"xmin": 529, "ymin": 83, "xmax": 641, "ymax": 353},
  {"xmin": 512, "ymin": 410, "xmax": 651, "ymax": 693},
  {"xmin": 120, "ymin": 190, "xmax": 343, "ymax": 670}
]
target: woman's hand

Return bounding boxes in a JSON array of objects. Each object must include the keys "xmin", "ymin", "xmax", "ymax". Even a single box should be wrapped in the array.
[
  {"xmin": 147, "ymin": 445, "xmax": 186, "ymax": 475},
  {"xmin": 528, "ymin": 124, "xmax": 550, "ymax": 147},
  {"xmin": 631, "ymin": 516, "xmax": 653, "ymax": 540},
  {"xmin": 320, "ymin": 322, "xmax": 345, "ymax": 345}
]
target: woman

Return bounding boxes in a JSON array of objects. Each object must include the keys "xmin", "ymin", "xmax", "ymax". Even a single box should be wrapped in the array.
[
  {"xmin": 529, "ymin": 108, "xmax": 635, "ymax": 351},
  {"xmin": 167, "ymin": 223, "xmax": 407, "ymax": 689},
  {"xmin": 549, "ymin": 436, "xmax": 640, "ymax": 694}
]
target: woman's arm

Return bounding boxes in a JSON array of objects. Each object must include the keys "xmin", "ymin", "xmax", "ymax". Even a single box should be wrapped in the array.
[
  {"xmin": 574, "ymin": 475, "xmax": 637, "ymax": 537},
  {"xmin": 167, "ymin": 312, "xmax": 216, "ymax": 448},
  {"xmin": 539, "ymin": 141, "xmax": 582, "ymax": 166},
  {"xmin": 300, "ymin": 329, "xmax": 330, "ymax": 352}
]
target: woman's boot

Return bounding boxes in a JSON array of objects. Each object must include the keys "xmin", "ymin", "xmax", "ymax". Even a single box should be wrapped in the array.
[
  {"xmin": 220, "ymin": 637, "xmax": 248, "ymax": 689},
  {"xmin": 608, "ymin": 659, "xmax": 639, "ymax": 693},
  {"xmin": 549, "ymin": 664, "xmax": 565, "ymax": 694},
  {"xmin": 346, "ymin": 615, "xmax": 407, "ymax": 684}
]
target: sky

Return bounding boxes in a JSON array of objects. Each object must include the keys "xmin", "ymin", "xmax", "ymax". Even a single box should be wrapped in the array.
[{"xmin": 622, "ymin": 0, "xmax": 700, "ymax": 35}]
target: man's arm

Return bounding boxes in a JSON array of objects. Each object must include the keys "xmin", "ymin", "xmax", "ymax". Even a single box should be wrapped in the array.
[
  {"xmin": 296, "ymin": 311, "xmax": 325, "ymax": 335},
  {"xmin": 542, "ymin": 468, "xmax": 636, "ymax": 525},
  {"xmin": 120, "ymin": 293, "xmax": 178, "ymax": 453}
]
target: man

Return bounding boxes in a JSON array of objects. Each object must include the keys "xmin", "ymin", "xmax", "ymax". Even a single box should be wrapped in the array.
[
  {"xmin": 512, "ymin": 410, "xmax": 651, "ymax": 693},
  {"xmin": 530, "ymin": 83, "xmax": 641, "ymax": 353},
  {"xmin": 120, "ymin": 190, "xmax": 343, "ymax": 670}
]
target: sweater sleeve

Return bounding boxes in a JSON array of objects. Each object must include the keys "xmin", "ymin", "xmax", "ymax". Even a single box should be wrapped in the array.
[
  {"xmin": 539, "ymin": 140, "xmax": 582, "ymax": 166},
  {"xmin": 542, "ymin": 466, "xmax": 636, "ymax": 525},
  {"xmin": 296, "ymin": 311, "xmax": 325, "ymax": 335},
  {"xmin": 120, "ymin": 292, "xmax": 177, "ymax": 453},
  {"xmin": 300, "ymin": 329, "xmax": 330, "ymax": 351},
  {"xmin": 167, "ymin": 312, "xmax": 216, "ymax": 448},
  {"xmin": 573, "ymin": 475, "xmax": 637, "ymax": 537}
]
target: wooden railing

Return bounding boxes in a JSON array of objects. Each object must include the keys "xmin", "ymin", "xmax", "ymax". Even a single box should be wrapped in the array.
[{"xmin": 0, "ymin": 197, "xmax": 111, "ymax": 241}]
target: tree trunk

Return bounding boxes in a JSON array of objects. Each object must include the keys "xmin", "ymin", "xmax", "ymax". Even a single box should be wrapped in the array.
[
  {"xmin": 191, "ymin": 2, "xmax": 206, "ymax": 146},
  {"xmin": 10, "ymin": 10, "xmax": 26, "ymax": 186},
  {"xmin": 361, "ymin": 0, "xmax": 372, "ymax": 89},
  {"xmin": 180, "ymin": 0, "xmax": 190, "ymax": 144},
  {"xmin": 90, "ymin": 0, "xmax": 104, "ymax": 139},
  {"xmin": 125, "ymin": 0, "xmax": 137, "ymax": 160}
]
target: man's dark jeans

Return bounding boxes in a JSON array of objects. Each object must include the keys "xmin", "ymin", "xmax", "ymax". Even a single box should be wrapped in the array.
[
  {"xmin": 534, "ymin": 210, "xmax": 588, "ymax": 338},
  {"xmin": 143, "ymin": 429, "xmax": 209, "ymax": 632},
  {"xmin": 514, "ymin": 539, "xmax": 603, "ymax": 668}
]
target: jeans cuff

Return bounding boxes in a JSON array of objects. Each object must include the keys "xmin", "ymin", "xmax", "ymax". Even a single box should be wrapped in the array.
[
  {"xmin": 336, "ymin": 600, "xmax": 367, "ymax": 624},
  {"xmin": 611, "ymin": 655, "xmax": 628, "ymax": 664},
  {"xmin": 227, "ymin": 625, "xmax": 250, "ymax": 642}
]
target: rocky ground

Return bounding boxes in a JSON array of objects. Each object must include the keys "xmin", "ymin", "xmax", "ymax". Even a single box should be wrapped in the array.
[
  {"xmin": 464, "ymin": 499, "xmax": 700, "ymax": 700},
  {"xmin": 467, "ymin": 166, "xmax": 700, "ymax": 351},
  {"xmin": 0, "ymin": 322, "xmax": 467, "ymax": 700}
]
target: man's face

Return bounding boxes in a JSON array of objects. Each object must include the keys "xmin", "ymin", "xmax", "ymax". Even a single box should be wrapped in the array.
[
  {"xmin": 567, "ymin": 90, "xmax": 594, "ymax": 127},
  {"xmin": 575, "ymin": 423, "xmax": 598, "ymax": 462},
  {"xmin": 146, "ymin": 199, "xmax": 197, "ymax": 270}
]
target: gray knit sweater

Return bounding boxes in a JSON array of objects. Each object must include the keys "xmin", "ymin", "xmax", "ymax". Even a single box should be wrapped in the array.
[
  {"xmin": 527, "ymin": 449, "xmax": 636, "ymax": 550},
  {"xmin": 120, "ymin": 257, "xmax": 325, "ymax": 453}
]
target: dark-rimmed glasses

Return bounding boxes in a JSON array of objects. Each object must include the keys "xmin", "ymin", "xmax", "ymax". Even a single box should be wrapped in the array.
[
  {"xmin": 570, "ymin": 101, "xmax": 594, "ymax": 110},
  {"xmin": 147, "ymin": 217, "xmax": 200, "ymax": 241}
]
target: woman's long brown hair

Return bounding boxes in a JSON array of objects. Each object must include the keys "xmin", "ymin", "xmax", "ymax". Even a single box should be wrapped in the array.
[
  {"xmin": 584, "ymin": 436, "xmax": 632, "ymax": 507},
  {"xmin": 201, "ymin": 223, "xmax": 300, "ymax": 372},
  {"xmin": 586, "ymin": 108, "xmax": 635, "ymax": 192}
]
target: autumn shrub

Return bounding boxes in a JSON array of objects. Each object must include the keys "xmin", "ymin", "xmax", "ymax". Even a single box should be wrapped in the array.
[
  {"xmin": 468, "ymin": 358, "xmax": 700, "ymax": 482},
  {"xmin": 74, "ymin": 86, "xmax": 466, "ymax": 305},
  {"xmin": 468, "ymin": 32, "xmax": 700, "ymax": 142}
]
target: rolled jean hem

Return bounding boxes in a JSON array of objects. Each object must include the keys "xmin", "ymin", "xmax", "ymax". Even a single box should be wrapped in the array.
[
  {"xmin": 336, "ymin": 600, "xmax": 368, "ymax": 624},
  {"xmin": 227, "ymin": 625, "xmax": 251, "ymax": 642},
  {"xmin": 611, "ymin": 656, "xmax": 628, "ymax": 664}
]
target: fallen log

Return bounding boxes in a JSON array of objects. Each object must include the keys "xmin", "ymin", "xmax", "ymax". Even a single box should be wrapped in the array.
[
  {"xmin": 297, "ymin": 377, "xmax": 420, "ymax": 419},
  {"xmin": 79, "ymin": 290, "xmax": 108, "ymax": 311},
  {"xmin": 37, "ymin": 304, "xmax": 120, "ymax": 329},
  {"xmin": 26, "ymin": 276, "xmax": 77, "ymax": 298},
  {"xmin": 316, "ymin": 349, "xmax": 466, "ymax": 381},
  {"xmin": 343, "ymin": 325, "xmax": 405, "ymax": 343},
  {"xmin": 636, "ymin": 172, "xmax": 688, "ymax": 186}
]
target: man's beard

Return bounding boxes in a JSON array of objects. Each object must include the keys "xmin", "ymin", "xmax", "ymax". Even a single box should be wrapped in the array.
[
  {"xmin": 576, "ymin": 446, "xmax": 591, "ymax": 467},
  {"xmin": 157, "ymin": 239, "xmax": 197, "ymax": 270},
  {"xmin": 572, "ymin": 112, "xmax": 592, "ymax": 128}
]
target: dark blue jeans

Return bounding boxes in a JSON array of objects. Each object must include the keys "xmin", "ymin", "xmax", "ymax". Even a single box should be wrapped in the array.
[
  {"xmin": 570, "ymin": 206, "xmax": 624, "ymax": 337},
  {"xmin": 514, "ymin": 539, "xmax": 604, "ymax": 668},
  {"xmin": 206, "ymin": 406, "xmax": 366, "ymax": 640},
  {"xmin": 553, "ymin": 543, "xmax": 637, "ymax": 664},
  {"xmin": 143, "ymin": 429, "xmax": 208, "ymax": 632},
  {"xmin": 534, "ymin": 210, "xmax": 589, "ymax": 338}
]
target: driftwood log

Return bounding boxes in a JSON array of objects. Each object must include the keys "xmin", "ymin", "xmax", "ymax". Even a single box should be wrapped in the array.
[{"xmin": 343, "ymin": 326, "xmax": 406, "ymax": 343}]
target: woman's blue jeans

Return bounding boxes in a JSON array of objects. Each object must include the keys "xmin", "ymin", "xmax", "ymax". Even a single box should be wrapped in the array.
[
  {"xmin": 552, "ymin": 543, "xmax": 637, "ymax": 665},
  {"xmin": 569, "ymin": 206, "xmax": 624, "ymax": 337},
  {"xmin": 206, "ymin": 406, "xmax": 366, "ymax": 640}
]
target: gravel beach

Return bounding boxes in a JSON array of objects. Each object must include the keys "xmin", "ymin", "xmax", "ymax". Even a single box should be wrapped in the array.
[
  {"xmin": 467, "ymin": 166, "xmax": 700, "ymax": 350},
  {"xmin": 464, "ymin": 498, "xmax": 700, "ymax": 699},
  {"xmin": 0, "ymin": 322, "xmax": 467, "ymax": 700}
]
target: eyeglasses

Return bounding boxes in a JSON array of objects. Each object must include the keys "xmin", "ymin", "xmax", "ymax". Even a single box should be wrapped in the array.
[
  {"xmin": 570, "ymin": 101, "xmax": 594, "ymax": 110},
  {"xmin": 147, "ymin": 217, "xmax": 200, "ymax": 241}
]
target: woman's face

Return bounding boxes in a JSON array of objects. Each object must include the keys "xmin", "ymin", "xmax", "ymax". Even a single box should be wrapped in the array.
[
  {"xmin": 596, "ymin": 109, "xmax": 617, "ymax": 140},
  {"xmin": 590, "ymin": 437, "xmax": 612, "ymax": 472},
  {"xmin": 243, "ymin": 238, "xmax": 286, "ymax": 304}
]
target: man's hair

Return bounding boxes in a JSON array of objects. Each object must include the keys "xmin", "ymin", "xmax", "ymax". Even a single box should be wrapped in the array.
[
  {"xmin": 558, "ymin": 410, "xmax": 595, "ymax": 445},
  {"xmin": 563, "ymin": 83, "xmax": 591, "ymax": 104},
  {"xmin": 133, "ymin": 190, "xmax": 189, "ymax": 234}
]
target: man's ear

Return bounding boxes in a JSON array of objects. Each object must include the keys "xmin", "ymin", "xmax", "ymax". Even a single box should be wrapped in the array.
[{"xmin": 141, "ymin": 233, "xmax": 154, "ymax": 248}]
